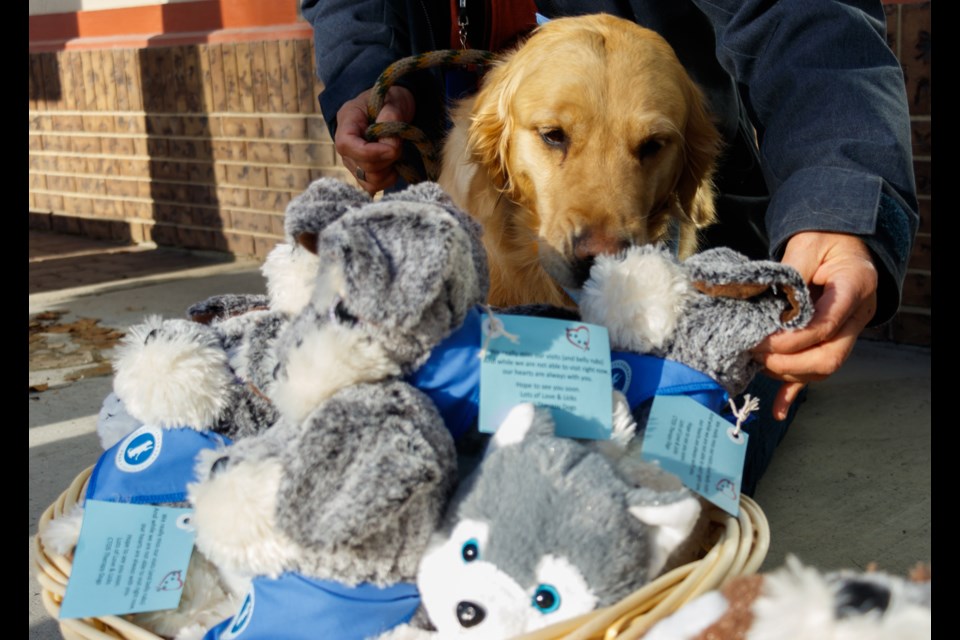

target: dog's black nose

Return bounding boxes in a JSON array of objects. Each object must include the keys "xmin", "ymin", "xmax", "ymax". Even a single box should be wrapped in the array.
[{"xmin": 456, "ymin": 601, "xmax": 486, "ymax": 627}]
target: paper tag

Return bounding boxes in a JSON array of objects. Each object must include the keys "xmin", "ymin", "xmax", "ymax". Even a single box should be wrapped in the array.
[
  {"xmin": 59, "ymin": 500, "xmax": 197, "ymax": 619},
  {"xmin": 641, "ymin": 396, "xmax": 747, "ymax": 516},
  {"xmin": 479, "ymin": 314, "xmax": 612, "ymax": 439}
]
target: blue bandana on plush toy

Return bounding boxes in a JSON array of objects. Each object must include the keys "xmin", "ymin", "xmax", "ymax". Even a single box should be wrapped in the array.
[
  {"xmin": 86, "ymin": 424, "xmax": 231, "ymax": 504},
  {"xmin": 204, "ymin": 574, "xmax": 419, "ymax": 640}
]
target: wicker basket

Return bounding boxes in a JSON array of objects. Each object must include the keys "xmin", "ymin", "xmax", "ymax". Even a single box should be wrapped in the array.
[{"xmin": 34, "ymin": 465, "xmax": 769, "ymax": 640}]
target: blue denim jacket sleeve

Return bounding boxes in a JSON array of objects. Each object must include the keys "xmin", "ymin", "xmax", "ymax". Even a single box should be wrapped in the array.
[{"xmin": 689, "ymin": 0, "xmax": 920, "ymax": 325}]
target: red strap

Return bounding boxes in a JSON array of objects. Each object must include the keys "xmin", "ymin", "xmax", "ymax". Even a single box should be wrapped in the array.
[{"xmin": 449, "ymin": 0, "xmax": 538, "ymax": 51}]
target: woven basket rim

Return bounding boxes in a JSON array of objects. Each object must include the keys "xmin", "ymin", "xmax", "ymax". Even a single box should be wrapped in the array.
[{"xmin": 33, "ymin": 465, "xmax": 769, "ymax": 640}]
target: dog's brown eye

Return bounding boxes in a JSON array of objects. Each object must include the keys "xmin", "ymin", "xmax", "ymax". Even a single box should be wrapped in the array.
[
  {"xmin": 638, "ymin": 138, "xmax": 663, "ymax": 161},
  {"xmin": 539, "ymin": 128, "xmax": 568, "ymax": 150}
]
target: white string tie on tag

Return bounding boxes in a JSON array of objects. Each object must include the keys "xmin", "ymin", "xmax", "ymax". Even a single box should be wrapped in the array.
[
  {"xmin": 478, "ymin": 305, "xmax": 519, "ymax": 359},
  {"xmin": 728, "ymin": 394, "xmax": 760, "ymax": 438}
]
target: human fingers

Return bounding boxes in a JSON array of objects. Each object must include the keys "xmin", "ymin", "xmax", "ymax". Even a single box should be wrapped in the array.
[
  {"xmin": 770, "ymin": 381, "xmax": 806, "ymax": 421},
  {"xmin": 754, "ymin": 232, "xmax": 878, "ymax": 357}
]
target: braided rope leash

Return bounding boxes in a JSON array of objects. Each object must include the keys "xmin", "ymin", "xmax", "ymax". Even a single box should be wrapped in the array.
[{"xmin": 364, "ymin": 49, "xmax": 496, "ymax": 184}]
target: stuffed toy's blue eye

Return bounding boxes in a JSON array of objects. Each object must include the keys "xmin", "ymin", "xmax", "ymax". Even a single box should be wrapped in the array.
[
  {"xmin": 532, "ymin": 584, "xmax": 560, "ymax": 613},
  {"xmin": 461, "ymin": 539, "xmax": 480, "ymax": 563}
]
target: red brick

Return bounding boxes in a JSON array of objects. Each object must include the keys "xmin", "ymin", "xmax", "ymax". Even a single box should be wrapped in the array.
[
  {"xmin": 182, "ymin": 115, "xmax": 214, "ymax": 137},
  {"xmin": 30, "ymin": 114, "xmax": 53, "ymax": 131},
  {"xmin": 177, "ymin": 226, "xmax": 220, "ymax": 251},
  {"xmin": 263, "ymin": 116, "xmax": 307, "ymax": 139},
  {"xmin": 70, "ymin": 135, "xmax": 102, "ymax": 154},
  {"xmin": 289, "ymin": 142, "xmax": 334, "ymax": 166},
  {"xmin": 77, "ymin": 176, "xmax": 106, "ymax": 195},
  {"xmin": 900, "ymin": 271, "xmax": 930, "ymax": 308},
  {"xmin": 168, "ymin": 138, "xmax": 214, "ymax": 161},
  {"xmin": 216, "ymin": 187, "xmax": 249, "ymax": 207},
  {"xmin": 229, "ymin": 210, "xmax": 273, "ymax": 234},
  {"xmin": 212, "ymin": 140, "xmax": 247, "ymax": 161},
  {"xmin": 114, "ymin": 115, "xmax": 146, "ymax": 134},
  {"xmin": 909, "ymin": 233, "xmax": 930, "ymax": 270},
  {"xmin": 247, "ymin": 141, "xmax": 289, "ymax": 164},
  {"xmin": 910, "ymin": 118, "xmax": 930, "ymax": 157},
  {"xmin": 47, "ymin": 174, "xmax": 77, "ymax": 192},
  {"xmin": 41, "ymin": 136, "xmax": 69, "ymax": 152},
  {"xmin": 124, "ymin": 200, "xmax": 153, "ymax": 219},
  {"xmin": 913, "ymin": 160, "xmax": 930, "ymax": 196},
  {"xmin": 29, "ymin": 172, "xmax": 46, "ymax": 190},
  {"xmin": 221, "ymin": 117, "xmax": 263, "ymax": 138},
  {"xmin": 248, "ymin": 189, "xmax": 292, "ymax": 212},
  {"xmin": 267, "ymin": 166, "xmax": 311, "ymax": 190},
  {"xmin": 82, "ymin": 115, "xmax": 114, "ymax": 133},
  {"xmin": 62, "ymin": 195, "xmax": 93, "ymax": 215},
  {"xmin": 224, "ymin": 164, "xmax": 267, "ymax": 187},
  {"xmin": 103, "ymin": 136, "xmax": 137, "ymax": 156},
  {"xmin": 234, "ymin": 41, "xmax": 256, "ymax": 113},
  {"xmin": 103, "ymin": 178, "xmax": 140, "ymax": 198},
  {"xmin": 146, "ymin": 115, "xmax": 184, "ymax": 137},
  {"xmin": 915, "ymin": 198, "xmax": 929, "ymax": 235},
  {"xmin": 900, "ymin": 2, "xmax": 931, "ymax": 116},
  {"xmin": 51, "ymin": 114, "xmax": 83, "ymax": 132},
  {"xmin": 223, "ymin": 231, "xmax": 255, "ymax": 256},
  {"xmin": 51, "ymin": 212, "xmax": 81, "ymax": 233},
  {"xmin": 305, "ymin": 117, "xmax": 331, "ymax": 141},
  {"xmin": 889, "ymin": 310, "xmax": 930, "ymax": 347},
  {"xmin": 91, "ymin": 198, "xmax": 122, "ymax": 217}
]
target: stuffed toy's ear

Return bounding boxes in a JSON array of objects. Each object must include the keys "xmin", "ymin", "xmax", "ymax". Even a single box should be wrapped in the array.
[
  {"xmin": 580, "ymin": 244, "xmax": 694, "ymax": 353},
  {"xmin": 683, "ymin": 247, "xmax": 813, "ymax": 329},
  {"xmin": 283, "ymin": 177, "xmax": 371, "ymax": 254},
  {"xmin": 484, "ymin": 402, "xmax": 556, "ymax": 453},
  {"xmin": 628, "ymin": 492, "xmax": 702, "ymax": 579},
  {"xmin": 663, "ymin": 247, "xmax": 815, "ymax": 396},
  {"xmin": 314, "ymin": 197, "xmax": 488, "ymax": 370}
]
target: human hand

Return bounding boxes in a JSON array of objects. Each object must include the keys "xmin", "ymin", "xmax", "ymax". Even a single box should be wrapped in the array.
[
  {"xmin": 751, "ymin": 231, "xmax": 879, "ymax": 420},
  {"xmin": 335, "ymin": 85, "xmax": 416, "ymax": 195}
]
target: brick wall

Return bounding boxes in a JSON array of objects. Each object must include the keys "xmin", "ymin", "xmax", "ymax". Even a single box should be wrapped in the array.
[
  {"xmin": 27, "ymin": 2, "xmax": 932, "ymax": 346},
  {"xmin": 28, "ymin": 37, "xmax": 349, "ymax": 260},
  {"xmin": 859, "ymin": 0, "xmax": 931, "ymax": 346}
]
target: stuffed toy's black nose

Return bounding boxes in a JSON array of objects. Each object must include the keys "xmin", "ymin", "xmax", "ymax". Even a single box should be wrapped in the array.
[{"xmin": 456, "ymin": 601, "xmax": 485, "ymax": 627}]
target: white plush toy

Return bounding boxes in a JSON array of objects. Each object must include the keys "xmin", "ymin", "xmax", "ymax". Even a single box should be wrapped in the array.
[{"xmin": 642, "ymin": 555, "xmax": 931, "ymax": 640}]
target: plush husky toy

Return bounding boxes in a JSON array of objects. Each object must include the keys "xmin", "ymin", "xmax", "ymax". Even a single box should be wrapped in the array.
[
  {"xmin": 573, "ymin": 243, "xmax": 814, "ymax": 431},
  {"xmin": 180, "ymin": 181, "xmax": 492, "ymax": 639},
  {"xmin": 642, "ymin": 555, "xmax": 931, "ymax": 640},
  {"xmin": 380, "ymin": 403, "xmax": 704, "ymax": 639}
]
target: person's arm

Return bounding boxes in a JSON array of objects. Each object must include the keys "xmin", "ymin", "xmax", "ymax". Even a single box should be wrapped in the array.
[{"xmin": 689, "ymin": 0, "xmax": 920, "ymax": 415}]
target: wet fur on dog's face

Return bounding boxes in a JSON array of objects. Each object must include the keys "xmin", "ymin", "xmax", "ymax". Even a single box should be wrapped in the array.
[{"xmin": 439, "ymin": 14, "xmax": 721, "ymax": 307}]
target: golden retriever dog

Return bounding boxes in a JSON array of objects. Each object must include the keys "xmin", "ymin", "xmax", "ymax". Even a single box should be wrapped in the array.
[{"xmin": 438, "ymin": 13, "xmax": 722, "ymax": 308}]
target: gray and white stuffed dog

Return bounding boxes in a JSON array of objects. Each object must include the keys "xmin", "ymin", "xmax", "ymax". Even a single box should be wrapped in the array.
[
  {"xmin": 577, "ymin": 243, "xmax": 814, "ymax": 425},
  {"xmin": 382, "ymin": 403, "xmax": 703, "ymax": 639},
  {"xmin": 181, "ymin": 180, "xmax": 491, "ymax": 638}
]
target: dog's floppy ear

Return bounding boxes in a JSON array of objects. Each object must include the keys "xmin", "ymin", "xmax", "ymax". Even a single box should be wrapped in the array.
[
  {"xmin": 675, "ymin": 80, "xmax": 722, "ymax": 230},
  {"xmin": 467, "ymin": 59, "xmax": 517, "ymax": 193}
]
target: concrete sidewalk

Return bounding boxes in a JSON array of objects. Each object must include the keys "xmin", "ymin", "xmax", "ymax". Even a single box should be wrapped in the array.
[{"xmin": 28, "ymin": 231, "xmax": 932, "ymax": 639}]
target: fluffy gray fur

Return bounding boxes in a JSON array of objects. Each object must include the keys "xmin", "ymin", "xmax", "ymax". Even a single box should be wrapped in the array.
[
  {"xmin": 666, "ymin": 246, "xmax": 814, "ymax": 396},
  {"xmin": 271, "ymin": 180, "xmax": 489, "ymax": 389},
  {"xmin": 186, "ymin": 293, "xmax": 271, "ymax": 325},
  {"xmin": 438, "ymin": 407, "xmax": 694, "ymax": 607},
  {"xmin": 194, "ymin": 379, "xmax": 457, "ymax": 586},
  {"xmin": 283, "ymin": 176, "xmax": 372, "ymax": 246}
]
